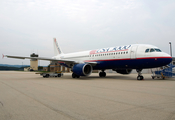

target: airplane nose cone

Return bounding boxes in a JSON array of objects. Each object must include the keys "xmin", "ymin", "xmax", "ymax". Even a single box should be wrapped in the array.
[
  {"xmin": 167, "ymin": 57, "xmax": 172, "ymax": 64},
  {"xmin": 162, "ymin": 53, "xmax": 172, "ymax": 65}
]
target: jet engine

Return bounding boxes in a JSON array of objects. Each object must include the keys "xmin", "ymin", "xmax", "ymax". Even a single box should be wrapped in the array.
[
  {"xmin": 115, "ymin": 69, "xmax": 132, "ymax": 74},
  {"xmin": 72, "ymin": 63, "xmax": 92, "ymax": 76}
]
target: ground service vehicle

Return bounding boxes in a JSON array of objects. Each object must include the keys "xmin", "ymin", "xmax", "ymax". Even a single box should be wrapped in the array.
[{"xmin": 36, "ymin": 72, "xmax": 63, "ymax": 78}]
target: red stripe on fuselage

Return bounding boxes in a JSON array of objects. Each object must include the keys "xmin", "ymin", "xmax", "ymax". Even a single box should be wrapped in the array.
[{"xmin": 84, "ymin": 57, "xmax": 172, "ymax": 62}]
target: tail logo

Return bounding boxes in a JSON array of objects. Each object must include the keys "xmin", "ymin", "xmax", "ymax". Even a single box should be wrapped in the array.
[{"xmin": 54, "ymin": 39, "xmax": 62, "ymax": 54}]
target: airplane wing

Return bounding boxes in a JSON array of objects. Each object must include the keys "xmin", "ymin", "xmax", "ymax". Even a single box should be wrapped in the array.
[
  {"xmin": 5, "ymin": 55, "xmax": 98, "ymax": 66},
  {"xmin": 5, "ymin": 55, "xmax": 76, "ymax": 62}
]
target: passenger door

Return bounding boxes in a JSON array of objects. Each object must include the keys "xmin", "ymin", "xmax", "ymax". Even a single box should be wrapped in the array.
[{"xmin": 130, "ymin": 45, "xmax": 138, "ymax": 59}]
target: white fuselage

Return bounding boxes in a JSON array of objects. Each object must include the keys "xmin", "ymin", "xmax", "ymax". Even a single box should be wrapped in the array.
[{"xmin": 53, "ymin": 44, "xmax": 172, "ymax": 70}]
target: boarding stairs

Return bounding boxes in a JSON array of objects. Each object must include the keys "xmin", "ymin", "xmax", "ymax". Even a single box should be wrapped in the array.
[{"xmin": 151, "ymin": 64, "xmax": 175, "ymax": 79}]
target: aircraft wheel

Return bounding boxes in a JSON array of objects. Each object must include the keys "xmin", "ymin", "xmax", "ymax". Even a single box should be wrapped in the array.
[
  {"xmin": 99, "ymin": 72, "xmax": 102, "ymax": 77},
  {"xmin": 77, "ymin": 76, "xmax": 80, "ymax": 78},
  {"xmin": 103, "ymin": 72, "xmax": 106, "ymax": 77},
  {"xmin": 137, "ymin": 76, "xmax": 141, "ymax": 80},
  {"xmin": 72, "ymin": 73, "xmax": 80, "ymax": 78},
  {"xmin": 99, "ymin": 72, "xmax": 106, "ymax": 77},
  {"xmin": 72, "ymin": 73, "xmax": 76, "ymax": 78},
  {"xmin": 137, "ymin": 75, "xmax": 144, "ymax": 80},
  {"xmin": 141, "ymin": 76, "xmax": 144, "ymax": 80}
]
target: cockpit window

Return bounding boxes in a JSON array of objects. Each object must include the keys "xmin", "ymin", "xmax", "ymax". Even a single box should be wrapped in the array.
[
  {"xmin": 145, "ymin": 49, "xmax": 149, "ymax": 53},
  {"xmin": 150, "ymin": 48, "xmax": 155, "ymax": 52},
  {"xmin": 145, "ymin": 48, "xmax": 162, "ymax": 53},
  {"xmin": 155, "ymin": 48, "xmax": 162, "ymax": 52}
]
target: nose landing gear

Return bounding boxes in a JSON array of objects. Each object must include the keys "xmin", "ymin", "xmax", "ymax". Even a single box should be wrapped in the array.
[
  {"xmin": 99, "ymin": 70, "xmax": 106, "ymax": 77},
  {"xmin": 136, "ymin": 69, "xmax": 144, "ymax": 80}
]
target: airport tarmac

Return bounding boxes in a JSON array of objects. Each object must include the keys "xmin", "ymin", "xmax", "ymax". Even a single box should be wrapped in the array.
[{"xmin": 0, "ymin": 71, "xmax": 175, "ymax": 120}]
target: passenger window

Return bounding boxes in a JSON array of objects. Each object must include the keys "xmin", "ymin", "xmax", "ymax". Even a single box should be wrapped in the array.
[
  {"xmin": 145, "ymin": 49, "xmax": 149, "ymax": 53},
  {"xmin": 150, "ymin": 48, "xmax": 155, "ymax": 52}
]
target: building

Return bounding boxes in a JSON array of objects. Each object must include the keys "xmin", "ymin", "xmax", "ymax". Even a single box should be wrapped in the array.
[
  {"xmin": 43, "ymin": 67, "xmax": 48, "ymax": 71},
  {"xmin": 30, "ymin": 53, "xmax": 38, "ymax": 71},
  {"xmin": 49, "ymin": 62, "xmax": 71, "ymax": 72}
]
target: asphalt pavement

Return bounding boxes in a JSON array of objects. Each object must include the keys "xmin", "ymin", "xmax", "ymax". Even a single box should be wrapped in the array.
[{"xmin": 0, "ymin": 71, "xmax": 175, "ymax": 120}]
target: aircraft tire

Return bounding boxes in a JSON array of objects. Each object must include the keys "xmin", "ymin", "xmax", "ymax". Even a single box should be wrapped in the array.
[
  {"xmin": 72, "ymin": 73, "xmax": 80, "ymax": 78},
  {"xmin": 137, "ymin": 75, "xmax": 144, "ymax": 80},
  {"xmin": 99, "ymin": 72, "xmax": 106, "ymax": 77},
  {"xmin": 72, "ymin": 73, "xmax": 76, "ymax": 78},
  {"xmin": 77, "ymin": 76, "xmax": 80, "ymax": 78},
  {"xmin": 103, "ymin": 72, "xmax": 106, "ymax": 77}
]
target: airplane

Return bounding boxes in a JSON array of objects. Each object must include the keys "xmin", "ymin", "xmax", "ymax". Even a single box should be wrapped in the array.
[{"xmin": 4, "ymin": 38, "xmax": 172, "ymax": 80}]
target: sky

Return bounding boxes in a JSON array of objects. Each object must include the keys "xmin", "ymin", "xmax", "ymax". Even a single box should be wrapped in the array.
[{"xmin": 0, "ymin": 0, "xmax": 175, "ymax": 66}]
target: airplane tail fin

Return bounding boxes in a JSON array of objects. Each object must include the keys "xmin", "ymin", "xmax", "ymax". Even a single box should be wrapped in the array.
[{"xmin": 53, "ymin": 38, "xmax": 64, "ymax": 56}]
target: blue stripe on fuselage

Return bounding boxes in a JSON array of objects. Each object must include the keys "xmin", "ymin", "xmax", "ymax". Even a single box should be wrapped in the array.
[{"xmin": 92, "ymin": 57, "xmax": 172, "ymax": 70}]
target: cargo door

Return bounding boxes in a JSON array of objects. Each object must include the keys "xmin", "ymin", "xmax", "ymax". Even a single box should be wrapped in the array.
[{"xmin": 130, "ymin": 45, "xmax": 138, "ymax": 59}]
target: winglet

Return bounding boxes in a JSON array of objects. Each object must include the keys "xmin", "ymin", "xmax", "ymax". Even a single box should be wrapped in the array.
[{"xmin": 2, "ymin": 54, "xmax": 4, "ymax": 59}]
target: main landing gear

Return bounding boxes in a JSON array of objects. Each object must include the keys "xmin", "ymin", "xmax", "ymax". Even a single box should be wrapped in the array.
[
  {"xmin": 136, "ymin": 69, "xmax": 144, "ymax": 80},
  {"xmin": 99, "ymin": 70, "xmax": 106, "ymax": 77},
  {"xmin": 72, "ymin": 73, "xmax": 80, "ymax": 78}
]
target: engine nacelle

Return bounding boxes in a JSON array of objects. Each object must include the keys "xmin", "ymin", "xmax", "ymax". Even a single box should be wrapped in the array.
[
  {"xmin": 72, "ymin": 63, "xmax": 92, "ymax": 76},
  {"xmin": 115, "ymin": 69, "xmax": 132, "ymax": 74}
]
